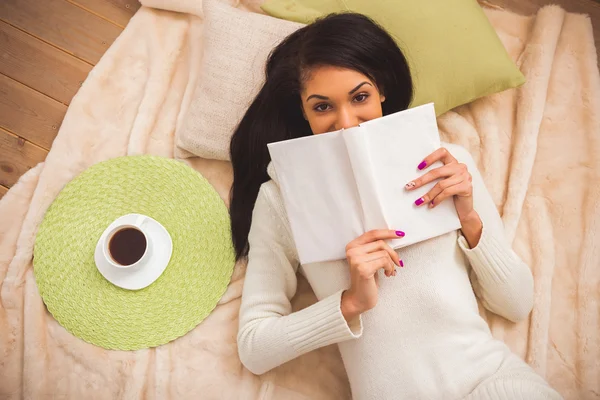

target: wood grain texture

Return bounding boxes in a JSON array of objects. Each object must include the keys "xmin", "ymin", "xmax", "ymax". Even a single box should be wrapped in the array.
[
  {"xmin": 0, "ymin": 127, "xmax": 47, "ymax": 187},
  {"xmin": 0, "ymin": 21, "xmax": 92, "ymax": 105},
  {"xmin": 68, "ymin": 0, "xmax": 141, "ymax": 28},
  {"xmin": 0, "ymin": 0, "xmax": 123, "ymax": 65},
  {"xmin": 0, "ymin": 74, "xmax": 67, "ymax": 149},
  {"xmin": 0, "ymin": 184, "xmax": 8, "ymax": 199},
  {"xmin": 488, "ymin": 0, "xmax": 600, "ymax": 66}
]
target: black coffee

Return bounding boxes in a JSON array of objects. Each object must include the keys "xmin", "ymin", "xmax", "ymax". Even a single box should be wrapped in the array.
[{"xmin": 108, "ymin": 227, "xmax": 147, "ymax": 266}]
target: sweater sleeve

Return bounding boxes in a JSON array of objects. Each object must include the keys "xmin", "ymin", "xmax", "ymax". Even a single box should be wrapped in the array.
[
  {"xmin": 452, "ymin": 146, "xmax": 534, "ymax": 323},
  {"xmin": 237, "ymin": 184, "xmax": 363, "ymax": 375}
]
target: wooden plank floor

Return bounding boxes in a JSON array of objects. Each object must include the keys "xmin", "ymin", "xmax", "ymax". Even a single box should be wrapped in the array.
[
  {"xmin": 0, "ymin": 0, "xmax": 140, "ymax": 197},
  {"xmin": 0, "ymin": 0, "xmax": 598, "ymax": 199}
]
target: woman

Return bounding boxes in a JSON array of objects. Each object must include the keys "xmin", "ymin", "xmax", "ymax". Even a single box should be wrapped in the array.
[{"xmin": 229, "ymin": 13, "xmax": 562, "ymax": 400}]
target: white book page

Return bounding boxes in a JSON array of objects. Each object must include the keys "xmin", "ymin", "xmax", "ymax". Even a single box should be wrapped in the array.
[
  {"xmin": 268, "ymin": 103, "xmax": 461, "ymax": 264},
  {"xmin": 267, "ymin": 131, "xmax": 363, "ymax": 264},
  {"xmin": 351, "ymin": 103, "xmax": 461, "ymax": 249},
  {"xmin": 341, "ymin": 125, "xmax": 388, "ymax": 233}
]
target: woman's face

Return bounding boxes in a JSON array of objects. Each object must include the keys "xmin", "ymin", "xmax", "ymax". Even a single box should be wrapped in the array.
[{"xmin": 301, "ymin": 66, "xmax": 385, "ymax": 135}]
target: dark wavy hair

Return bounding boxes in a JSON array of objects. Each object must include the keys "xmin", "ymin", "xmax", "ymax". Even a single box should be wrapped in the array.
[{"xmin": 229, "ymin": 13, "xmax": 413, "ymax": 260}]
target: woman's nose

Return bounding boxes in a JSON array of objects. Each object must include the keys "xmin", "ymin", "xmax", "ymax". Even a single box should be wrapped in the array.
[{"xmin": 335, "ymin": 108, "xmax": 359, "ymax": 130}]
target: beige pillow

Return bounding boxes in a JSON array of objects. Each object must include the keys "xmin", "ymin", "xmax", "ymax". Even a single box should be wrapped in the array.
[{"xmin": 177, "ymin": 0, "xmax": 304, "ymax": 160}]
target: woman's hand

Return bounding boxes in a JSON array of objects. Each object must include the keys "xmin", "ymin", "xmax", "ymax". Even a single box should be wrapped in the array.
[
  {"xmin": 404, "ymin": 147, "xmax": 475, "ymax": 221},
  {"xmin": 341, "ymin": 229, "xmax": 405, "ymax": 322},
  {"xmin": 404, "ymin": 147, "xmax": 483, "ymax": 247}
]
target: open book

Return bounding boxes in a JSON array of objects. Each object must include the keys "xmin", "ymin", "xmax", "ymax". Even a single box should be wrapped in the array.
[{"xmin": 267, "ymin": 103, "xmax": 461, "ymax": 265}]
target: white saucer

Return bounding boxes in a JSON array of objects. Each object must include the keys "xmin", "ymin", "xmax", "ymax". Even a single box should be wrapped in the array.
[{"xmin": 94, "ymin": 214, "xmax": 173, "ymax": 290}]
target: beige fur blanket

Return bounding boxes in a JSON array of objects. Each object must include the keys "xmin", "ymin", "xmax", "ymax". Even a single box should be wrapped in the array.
[{"xmin": 0, "ymin": 2, "xmax": 598, "ymax": 399}]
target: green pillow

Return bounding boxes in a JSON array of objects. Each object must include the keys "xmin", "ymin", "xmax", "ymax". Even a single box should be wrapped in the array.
[{"xmin": 261, "ymin": 0, "xmax": 525, "ymax": 116}]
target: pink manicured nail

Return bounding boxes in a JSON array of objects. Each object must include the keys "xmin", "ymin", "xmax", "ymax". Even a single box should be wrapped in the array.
[
  {"xmin": 395, "ymin": 230, "xmax": 405, "ymax": 237},
  {"xmin": 415, "ymin": 197, "xmax": 425, "ymax": 206},
  {"xmin": 418, "ymin": 161, "xmax": 427, "ymax": 170},
  {"xmin": 400, "ymin": 260, "xmax": 404, "ymax": 267}
]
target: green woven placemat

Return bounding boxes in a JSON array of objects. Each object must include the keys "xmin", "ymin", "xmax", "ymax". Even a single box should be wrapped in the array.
[{"xmin": 33, "ymin": 156, "xmax": 235, "ymax": 350}]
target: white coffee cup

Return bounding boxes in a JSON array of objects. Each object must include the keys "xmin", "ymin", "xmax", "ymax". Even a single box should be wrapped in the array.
[{"xmin": 101, "ymin": 214, "xmax": 152, "ymax": 270}]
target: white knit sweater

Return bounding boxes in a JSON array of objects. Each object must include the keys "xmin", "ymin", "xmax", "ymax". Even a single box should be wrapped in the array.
[{"xmin": 237, "ymin": 143, "xmax": 561, "ymax": 400}]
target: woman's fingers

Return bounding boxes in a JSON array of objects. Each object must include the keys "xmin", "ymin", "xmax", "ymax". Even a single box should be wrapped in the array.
[
  {"xmin": 415, "ymin": 147, "xmax": 457, "ymax": 171},
  {"xmin": 346, "ymin": 229, "xmax": 405, "ymax": 250},
  {"xmin": 413, "ymin": 173, "xmax": 463, "ymax": 207},
  {"xmin": 404, "ymin": 156, "xmax": 473, "ymax": 209},
  {"xmin": 348, "ymin": 240, "xmax": 401, "ymax": 267},
  {"xmin": 405, "ymin": 162, "xmax": 464, "ymax": 191},
  {"xmin": 430, "ymin": 181, "xmax": 472, "ymax": 208},
  {"xmin": 358, "ymin": 250, "xmax": 396, "ymax": 277},
  {"xmin": 346, "ymin": 230, "xmax": 406, "ymax": 279}
]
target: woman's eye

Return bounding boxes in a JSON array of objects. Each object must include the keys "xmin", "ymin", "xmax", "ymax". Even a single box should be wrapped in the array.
[
  {"xmin": 314, "ymin": 103, "xmax": 331, "ymax": 112},
  {"xmin": 354, "ymin": 93, "xmax": 369, "ymax": 103}
]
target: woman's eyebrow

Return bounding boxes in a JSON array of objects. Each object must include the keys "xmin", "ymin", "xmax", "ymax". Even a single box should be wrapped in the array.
[
  {"xmin": 349, "ymin": 81, "xmax": 372, "ymax": 94},
  {"xmin": 306, "ymin": 82, "xmax": 372, "ymax": 102},
  {"xmin": 306, "ymin": 94, "xmax": 329, "ymax": 101}
]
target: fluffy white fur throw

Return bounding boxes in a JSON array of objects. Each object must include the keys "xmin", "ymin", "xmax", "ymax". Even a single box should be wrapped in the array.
[{"xmin": 0, "ymin": 2, "xmax": 598, "ymax": 399}]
